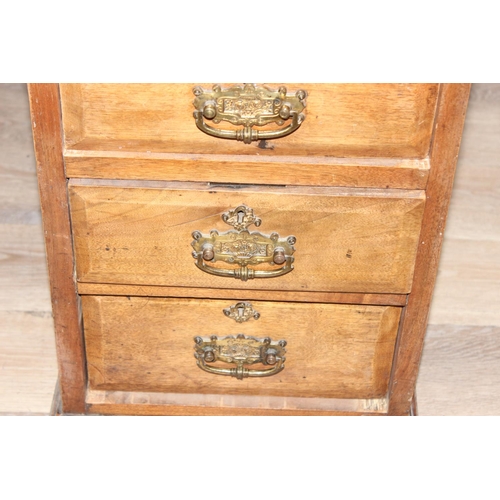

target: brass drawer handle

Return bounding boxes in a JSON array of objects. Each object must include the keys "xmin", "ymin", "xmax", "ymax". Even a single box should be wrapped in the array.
[
  {"xmin": 192, "ymin": 84, "xmax": 307, "ymax": 144},
  {"xmin": 191, "ymin": 205, "xmax": 296, "ymax": 282},
  {"xmin": 223, "ymin": 302, "xmax": 260, "ymax": 323},
  {"xmin": 194, "ymin": 334, "xmax": 287, "ymax": 380}
]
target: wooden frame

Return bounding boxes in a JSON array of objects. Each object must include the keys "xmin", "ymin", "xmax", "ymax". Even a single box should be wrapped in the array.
[
  {"xmin": 28, "ymin": 84, "xmax": 87, "ymax": 414},
  {"xmin": 28, "ymin": 83, "xmax": 470, "ymax": 416},
  {"xmin": 388, "ymin": 84, "xmax": 471, "ymax": 415}
]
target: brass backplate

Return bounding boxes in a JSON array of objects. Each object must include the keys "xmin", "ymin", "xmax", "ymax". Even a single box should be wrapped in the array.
[
  {"xmin": 192, "ymin": 84, "xmax": 307, "ymax": 143},
  {"xmin": 191, "ymin": 205, "xmax": 296, "ymax": 281},
  {"xmin": 193, "ymin": 334, "xmax": 287, "ymax": 379}
]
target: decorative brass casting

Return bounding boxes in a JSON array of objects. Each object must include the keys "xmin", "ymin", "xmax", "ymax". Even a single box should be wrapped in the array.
[
  {"xmin": 221, "ymin": 205, "xmax": 261, "ymax": 232},
  {"xmin": 223, "ymin": 302, "xmax": 260, "ymax": 323},
  {"xmin": 191, "ymin": 205, "xmax": 296, "ymax": 281},
  {"xmin": 194, "ymin": 334, "xmax": 287, "ymax": 380},
  {"xmin": 192, "ymin": 84, "xmax": 307, "ymax": 144}
]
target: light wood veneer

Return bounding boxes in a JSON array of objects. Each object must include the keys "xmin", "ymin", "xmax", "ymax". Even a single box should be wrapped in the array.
[{"xmin": 28, "ymin": 83, "xmax": 470, "ymax": 416}]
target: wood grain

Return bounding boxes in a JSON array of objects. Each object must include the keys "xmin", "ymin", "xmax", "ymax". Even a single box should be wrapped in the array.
[
  {"xmin": 428, "ymin": 137, "xmax": 500, "ymax": 325},
  {"xmin": 428, "ymin": 238, "xmax": 500, "ymax": 326},
  {"xmin": 82, "ymin": 296, "xmax": 401, "ymax": 399},
  {"xmin": 64, "ymin": 151, "xmax": 430, "ymax": 190},
  {"xmin": 0, "ymin": 224, "xmax": 52, "ymax": 312},
  {"xmin": 388, "ymin": 84, "xmax": 471, "ymax": 415},
  {"xmin": 3, "ymin": 83, "xmax": 497, "ymax": 416},
  {"xmin": 442, "ymin": 165, "xmax": 500, "ymax": 242},
  {"xmin": 60, "ymin": 83, "xmax": 438, "ymax": 158},
  {"xmin": 0, "ymin": 84, "xmax": 42, "ymax": 225},
  {"xmin": 0, "ymin": 311, "xmax": 57, "ymax": 413},
  {"xmin": 0, "ymin": 84, "xmax": 57, "ymax": 415},
  {"xmin": 28, "ymin": 84, "xmax": 87, "ymax": 414},
  {"xmin": 77, "ymin": 283, "xmax": 408, "ymax": 306},
  {"xmin": 426, "ymin": 83, "xmax": 500, "ymax": 327},
  {"xmin": 87, "ymin": 404, "xmax": 378, "ymax": 416},
  {"xmin": 456, "ymin": 97, "xmax": 500, "ymax": 169},
  {"xmin": 417, "ymin": 325, "xmax": 500, "ymax": 415},
  {"xmin": 69, "ymin": 181, "xmax": 425, "ymax": 294},
  {"xmin": 86, "ymin": 389, "xmax": 388, "ymax": 415}
]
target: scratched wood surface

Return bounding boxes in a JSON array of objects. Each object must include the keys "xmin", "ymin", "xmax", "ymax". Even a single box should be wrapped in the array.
[
  {"xmin": 69, "ymin": 181, "xmax": 425, "ymax": 294},
  {"xmin": 60, "ymin": 83, "xmax": 439, "ymax": 158},
  {"xmin": 28, "ymin": 84, "xmax": 87, "ymax": 414},
  {"xmin": 388, "ymin": 84, "xmax": 471, "ymax": 415},
  {"xmin": 83, "ymin": 296, "xmax": 400, "ymax": 399},
  {"xmin": 0, "ymin": 83, "xmax": 499, "ymax": 415},
  {"xmin": 61, "ymin": 83, "xmax": 436, "ymax": 190},
  {"xmin": 417, "ymin": 84, "xmax": 500, "ymax": 415},
  {"xmin": 64, "ymin": 154, "xmax": 430, "ymax": 190}
]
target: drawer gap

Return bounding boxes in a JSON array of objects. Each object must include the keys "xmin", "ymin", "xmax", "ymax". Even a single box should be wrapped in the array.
[{"xmin": 208, "ymin": 182, "xmax": 287, "ymax": 189}]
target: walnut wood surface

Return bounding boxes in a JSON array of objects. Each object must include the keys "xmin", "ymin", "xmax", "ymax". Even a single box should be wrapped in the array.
[
  {"xmin": 77, "ymin": 283, "xmax": 408, "ymax": 306},
  {"xmin": 60, "ymin": 84, "xmax": 438, "ymax": 158},
  {"xmin": 388, "ymin": 83, "xmax": 471, "ymax": 415},
  {"xmin": 69, "ymin": 181, "xmax": 425, "ymax": 294},
  {"xmin": 27, "ymin": 84, "xmax": 87, "ymax": 414},
  {"xmin": 64, "ymin": 152, "xmax": 430, "ymax": 190},
  {"xmin": 82, "ymin": 296, "xmax": 401, "ymax": 399}
]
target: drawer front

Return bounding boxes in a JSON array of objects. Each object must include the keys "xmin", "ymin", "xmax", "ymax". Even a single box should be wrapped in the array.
[
  {"xmin": 69, "ymin": 181, "xmax": 425, "ymax": 294},
  {"xmin": 83, "ymin": 296, "xmax": 401, "ymax": 399},
  {"xmin": 60, "ymin": 83, "xmax": 438, "ymax": 158}
]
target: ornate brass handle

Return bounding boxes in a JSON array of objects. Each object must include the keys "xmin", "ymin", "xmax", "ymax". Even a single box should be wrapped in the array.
[
  {"xmin": 192, "ymin": 84, "xmax": 307, "ymax": 144},
  {"xmin": 191, "ymin": 205, "xmax": 296, "ymax": 282},
  {"xmin": 194, "ymin": 334, "xmax": 287, "ymax": 380}
]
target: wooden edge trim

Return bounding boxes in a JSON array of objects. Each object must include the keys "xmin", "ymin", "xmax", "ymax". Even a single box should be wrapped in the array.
[
  {"xmin": 64, "ymin": 153, "xmax": 430, "ymax": 190},
  {"xmin": 85, "ymin": 390, "xmax": 388, "ymax": 416},
  {"xmin": 425, "ymin": 83, "xmax": 443, "ymax": 177},
  {"xmin": 387, "ymin": 83, "xmax": 471, "ymax": 415},
  {"xmin": 65, "ymin": 149, "xmax": 430, "ymax": 169},
  {"xmin": 28, "ymin": 84, "xmax": 87, "ymax": 414},
  {"xmin": 76, "ymin": 283, "xmax": 408, "ymax": 307},
  {"xmin": 87, "ymin": 405, "xmax": 381, "ymax": 416}
]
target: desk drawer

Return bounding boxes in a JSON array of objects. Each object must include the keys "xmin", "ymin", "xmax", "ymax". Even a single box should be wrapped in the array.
[
  {"xmin": 83, "ymin": 296, "xmax": 401, "ymax": 399},
  {"xmin": 69, "ymin": 180, "xmax": 425, "ymax": 294},
  {"xmin": 60, "ymin": 83, "xmax": 438, "ymax": 158}
]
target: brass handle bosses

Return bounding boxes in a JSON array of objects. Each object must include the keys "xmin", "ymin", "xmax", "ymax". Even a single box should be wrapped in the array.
[
  {"xmin": 194, "ymin": 334, "xmax": 287, "ymax": 380},
  {"xmin": 192, "ymin": 84, "xmax": 307, "ymax": 144},
  {"xmin": 191, "ymin": 205, "xmax": 296, "ymax": 282}
]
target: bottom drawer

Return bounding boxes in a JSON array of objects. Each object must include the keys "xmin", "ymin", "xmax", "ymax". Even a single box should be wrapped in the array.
[{"xmin": 82, "ymin": 296, "xmax": 401, "ymax": 400}]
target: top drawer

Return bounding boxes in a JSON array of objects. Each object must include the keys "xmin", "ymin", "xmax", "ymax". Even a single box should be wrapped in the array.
[{"xmin": 60, "ymin": 84, "xmax": 438, "ymax": 158}]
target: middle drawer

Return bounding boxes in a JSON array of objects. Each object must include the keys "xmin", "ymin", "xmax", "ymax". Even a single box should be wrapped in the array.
[{"xmin": 69, "ymin": 180, "xmax": 425, "ymax": 294}]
